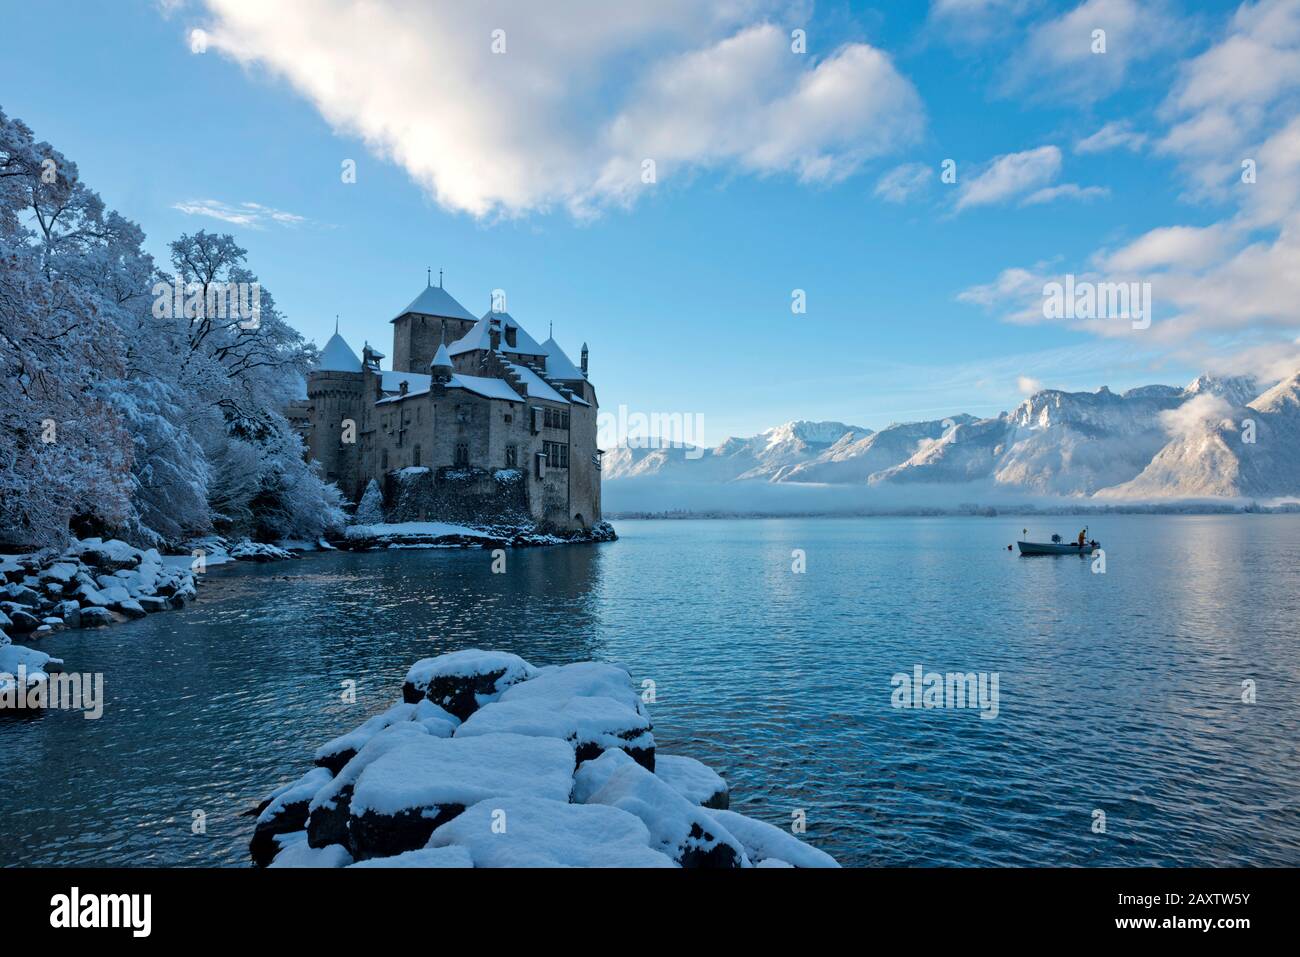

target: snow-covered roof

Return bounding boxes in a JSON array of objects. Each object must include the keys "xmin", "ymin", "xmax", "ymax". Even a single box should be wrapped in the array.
[
  {"xmin": 431, "ymin": 340, "xmax": 453, "ymax": 369},
  {"xmin": 377, "ymin": 370, "xmax": 523, "ymax": 404},
  {"xmin": 392, "ymin": 283, "xmax": 477, "ymax": 323},
  {"xmin": 319, "ymin": 332, "xmax": 362, "ymax": 372},
  {"xmin": 449, "ymin": 311, "xmax": 546, "ymax": 358},
  {"xmin": 504, "ymin": 360, "xmax": 569, "ymax": 404},
  {"xmin": 541, "ymin": 336, "xmax": 584, "ymax": 380}
]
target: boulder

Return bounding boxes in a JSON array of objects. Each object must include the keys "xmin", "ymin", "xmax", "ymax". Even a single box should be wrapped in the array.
[
  {"xmin": 306, "ymin": 723, "xmax": 430, "ymax": 851},
  {"xmin": 78, "ymin": 606, "xmax": 115, "ymax": 628},
  {"xmin": 347, "ymin": 732, "xmax": 575, "ymax": 861},
  {"xmin": 3, "ymin": 584, "xmax": 43, "ymax": 608},
  {"xmin": 136, "ymin": 596, "xmax": 168, "ymax": 614},
  {"xmin": 6, "ymin": 609, "xmax": 40, "ymax": 634},
  {"xmin": 267, "ymin": 832, "xmax": 353, "ymax": 869},
  {"xmin": 115, "ymin": 599, "xmax": 147, "ymax": 619},
  {"xmin": 455, "ymin": 694, "xmax": 654, "ymax": 769},
  {"xmin": 78, "ymin": 539, "xmax": 141, "ymax": 572},
  {"xmin": 427, "ymin": 797, "xmax": 675, "ymax": 868},
  {"xmin": 52, "ymin": 601, "xmax": 81, "ymax": 628},
  {"xmin": 654, "ymin": 754, "xmax": 729, "ymax": 810},
  {"xmin": 582, "ymin": 757, "xmax": 748, "ymax": 868},
  {"xmin": 73, "ymin": 583, "xmax": 110, "ymax": 608},
  {"xmin": 400, "ymin": 649, "xmax": 536, "ymax": 720},
  {"xmin": 313, "ymin": 702, "xmax": 419, "ymax": 774},
  {"xmin": 249, "ymin": 767, "xmax": 333, "ymax": 867},
  {"xmin": 706, "ymin": 809, "xmax": 840, "ymax": 868}
]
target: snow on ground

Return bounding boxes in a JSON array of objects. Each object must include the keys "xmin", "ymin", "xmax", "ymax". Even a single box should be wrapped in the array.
[
  {"xmin": 248, "ymin": 648, "xmax": 839, "ymax": 868},
  {"xmin": 345, "ymin": 521, "xmax": 490, "ymax": 542}
]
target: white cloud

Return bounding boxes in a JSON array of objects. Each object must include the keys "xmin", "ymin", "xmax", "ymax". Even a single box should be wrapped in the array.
[
  {"xmin": 1159, "ymin": 392, "xmax": 1233, "ymax": 437},
  {"xmin": 955, "ymin": 145, "xmax": 1061, "ymax": 210},
  {"xmin": 874, "ymin": 162, "xmax": 933, "ymax": 203},
  {"xmin": 1017, "ymin": 375, "xmax": 1044, "ymax": 394},
  {"xmin": 1022, "ymin": 183, "xmax": 1109, "ymax": 205},
  {"xmin": 1075, "ymin": 120, "xmax": 1147, "ymax": 154},
  {"xmin": 192, "ymin": 1, "xmax": 924, "ymax": 218},
  {"xmin": 1003, "ymin": 0, "xmax": 1189, "ymax": 102},
  {"xmin": 1101, "ymin": 224, "xmax": 1233, "ymax": 272},
  {"xmin": 172, "ymin": 198, "xmax": 308, "ymax": 228}
]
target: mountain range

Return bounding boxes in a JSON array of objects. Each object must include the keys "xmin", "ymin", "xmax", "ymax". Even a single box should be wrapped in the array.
[{"xmin": 604, "ymin": 372, "xmax": 1300, "ymax": 505}]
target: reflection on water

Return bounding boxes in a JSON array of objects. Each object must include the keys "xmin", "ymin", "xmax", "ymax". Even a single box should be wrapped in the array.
[{"xmin": 2, "ymin": 515, "xmax": 1298, "ymax": 867}]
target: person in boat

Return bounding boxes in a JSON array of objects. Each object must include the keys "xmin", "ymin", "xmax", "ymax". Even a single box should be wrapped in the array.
[{"xmin": 1077, "ymin": 528, "xmax": 1087, "ymax": 547}]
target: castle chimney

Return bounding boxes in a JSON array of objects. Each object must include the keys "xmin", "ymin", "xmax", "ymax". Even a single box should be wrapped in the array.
[{"xmin": 580, "ymin": 342, "xmax": 589, "ymax": 375}]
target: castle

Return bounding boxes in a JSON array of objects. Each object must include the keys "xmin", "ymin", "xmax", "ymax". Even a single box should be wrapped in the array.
[{"xmin": 296, "ymin": 277, "xmax": 601, "ymax": 532}]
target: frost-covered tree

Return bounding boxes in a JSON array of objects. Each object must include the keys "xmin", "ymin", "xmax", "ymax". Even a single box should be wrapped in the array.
[
  {"xmin": 354, "ymin": 479, "xmax": 385, "ymax": 526},
  {"xmin": 0, "ymin": 106, "xmax": 345, "ymax": 549}
]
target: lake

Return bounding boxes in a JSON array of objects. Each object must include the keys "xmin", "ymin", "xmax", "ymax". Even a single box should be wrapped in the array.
[{"xmin": 2, "ymin": 515, "xmax": 1298, "ymax": 867}]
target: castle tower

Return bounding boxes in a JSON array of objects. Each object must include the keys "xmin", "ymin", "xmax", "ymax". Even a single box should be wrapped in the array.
[
  {"xmin": 307, "ymin": 329, "xmax": 366, "ymax": 499},
  {"xmin": 390, "ymin": 272, "xmax": 477, "ymax": 373}
]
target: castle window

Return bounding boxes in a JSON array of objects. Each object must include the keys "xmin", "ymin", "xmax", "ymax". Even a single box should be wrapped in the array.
[
  {"xmin": 412, "ymin": 444, "xmax": 421, "ymax": 467},
  {"xmin": 455, "ymin": 443, "xmax": 469, "ymax": 467},
  {"xmin": 505, "ymin": 444, "xmax": 517, "ymax": 468},
  {"xmin": 543, "ymin": 441, "xmax": 569, "ymax": 469},
  {"xmin": 504, "ymin": 413, "xmax": 512, "ymax": 424},
  {"xmin": 505, "ymin": 326, "xmax": 517, "ymax": 348},
  {"xmin": 457, "ymin": 406, "xmax": 469, "ymax": 425},
  {"xmin": 382, "ymin": 449, "xmax": 389, "ymax": 470}
]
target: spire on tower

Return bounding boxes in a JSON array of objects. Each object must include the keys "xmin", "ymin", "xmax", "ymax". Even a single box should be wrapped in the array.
[
  {"xmin": 439, "ymin": 268, "xmax": 443, "ymax": 288},
  {"xmin": 426, "ymin": 267, "xmax": 431, "ymax": 287},
  {"xmin": 334, "ymin": 314, "xmax": 339, "ymax": 334}
]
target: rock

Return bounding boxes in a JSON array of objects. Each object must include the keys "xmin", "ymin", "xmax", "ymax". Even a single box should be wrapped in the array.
[
  {"xmin": 73, "ymin": 583, "xmax": 110, "ymax": 608},
  {"xmin": 706, "ymin": 809, "xmax": 840, "ymax": 868},
  {"xmin": 249, "ymin": 767, "xmax": 333, "ymax": 867},
  {"xmin": 78, "ymin": 539, "xmax": 141, "ymax": 572},
  {"xmin": 52, "ymin": 601, "xmax": 80, "ymax": 628},
  {"xmin": 313, "ymin": 702, "xmax": 420, "ymax": 774},
  {"xmin": 400, "ymin": 649, "xmax": 536, "ymax": 720},
  {"xmin": 655, "ymin": 754, "xmax": 729, "ymax": 809},
  {"xmin": 267, "ymin": 833, "xmax": 353, "ymax": 869},
  {"xmin": 427, "ymin": 797, "xmax": 675, "ymax": 868},
  {"xmin": 115, "ymin": 599, "xmax": 147, "ymax": 619},
  {"xmin": 347, "ymin": 732, "xmax": 575, "ymax": 861},
  {"xmin": 306, "ymin": 723, "xmax": 431, "ymax": 851},
  {"xmin": 583, "ymin": 758, "xmax": 748, "ymax": 868},
  {"xmin": 136, "ymin": 596, "xmax": 168, "ymax": 613},
  {"xmin": 455, "ymin": 694, "xmax": 655, "ymax": 769},
  {"xmin": 78, "ymin": 606, "xmax": 115, "ymax": 628},
  {"xmin": 38, "ymin": 562, "xmax": 80, "ymax": 586},
  {"xmin": 0, "ymin": 609, "xmax": 11, "ymax": 630},
  {"xmin": 6, "ymin": 609, "xmax": 40, "ymax": 634},
  {"xmin": 3, "ymin": 584, "xmax": 43, "ymax": 608},
  {"xmin": 166, "ymin": 591, "xmax": 191, "ymax": 610}
]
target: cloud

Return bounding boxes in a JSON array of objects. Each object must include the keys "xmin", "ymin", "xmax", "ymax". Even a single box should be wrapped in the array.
[
  {"xmin": 1017, "ymin": 375, "xmax": 1044, "ymax": 395},
  {"xmin": 1022, "ymin": 183, "xmax": 1109, "ymax": 205},
  {"xmin": 1101, "ymin": 224, "xmax": 1233, "ymax": 272},
  {"xmin": 191, "ymin": 1, "xmax": 924, "ymax": 218},
  {"xmin": 1002, "ymin": 0, "xmax": 1190, "ymax": 102},
  {"xmin": 172, "ymin": 199, "xmax": 308, "ymax": 228},
  {"xmin": 955, "ymin": 145, "xmax": 1061, "ymax": 210},
  {"xmin": 874, "ymin": 162, "xmax": 933, "ymax": 203},
  {"xmin": 1159, "ymin": 392, "xmax": 1233, "ymax": 437},
  {"xmin": 1075, "ymin": 120, "xmax": 1147, "ymax": 154}
]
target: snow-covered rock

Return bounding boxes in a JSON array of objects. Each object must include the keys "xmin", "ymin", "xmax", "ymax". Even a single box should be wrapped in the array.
[
  {"xmin": 348, "ymin": 845, "xmax": 473, "ymax": 868},
  {"xmin": 427, "ymin": 797, "xmax": 675, "ymax": 868},
  {"xmin": 583, "ymin": 759, "xmax": 748, "ymax": 868},
  {"xmin": 313, "ymin": 701, "xmax": 420, "ymax": 774},
  {"xmin": 455, "ymin": 693, "xmax": 654, "ymax": 769},
  {"xmin": 654, "ymin": 754, "xmax": 729, "ymax": 809},
  {"xmin": 401, "ymin": 649, "xmax": 536, "ymax": 720},
  {"xmin": 707, "ymin": 809, "xmax": 840, "ymax": 868},
  {"xmin": 267, "ymin": 832, "xmax": 354, "ymax": 869},
  {"xmin": 348, "ymin": 732, "xmax": 576, "ymax": 860},
  {"xmin": 249, "ymin": 767, "xmax": 334, "ymax": 867}
]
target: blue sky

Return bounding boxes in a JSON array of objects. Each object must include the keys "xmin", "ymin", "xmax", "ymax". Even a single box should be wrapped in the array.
[{"xmin": 3, "ymin": 0, "xmax": 1297, "ymax": 445}]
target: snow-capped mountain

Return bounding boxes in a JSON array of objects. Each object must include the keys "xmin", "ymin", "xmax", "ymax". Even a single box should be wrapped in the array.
[
  {"xmin": 1099, "ymin": 373, "xmax": 1300, "ymax": 499},
  {"xmin": 603, "ymin": 421, "xmax": 866, "ymax": 482},
  {"xmin": 868, "ymin": 385, "xmax": 1189, "ymax": 495},
  {"xmin": 604, "ymin": 373, "xmax": 1300, "ymax": 503},
  {"xmin": 779, "ymin": 415, "xmax": 975, "ymax": 484}
]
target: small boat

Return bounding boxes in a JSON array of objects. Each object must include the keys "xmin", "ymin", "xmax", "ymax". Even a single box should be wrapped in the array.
[{"xmin": 1017, "ymin": 540, "xmax": 1098, "ymax": 555}]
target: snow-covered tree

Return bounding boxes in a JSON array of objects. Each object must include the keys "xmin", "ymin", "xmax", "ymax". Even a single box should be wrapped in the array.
[{"xmin": 354, "ymin": 479, "xmax": 385, "ymax": 525}]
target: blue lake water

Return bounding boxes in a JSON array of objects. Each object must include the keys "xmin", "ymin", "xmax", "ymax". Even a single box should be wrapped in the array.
[{"xmin": 2, "ymin": 515, "xmax": 1298, "ymax": 867}]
